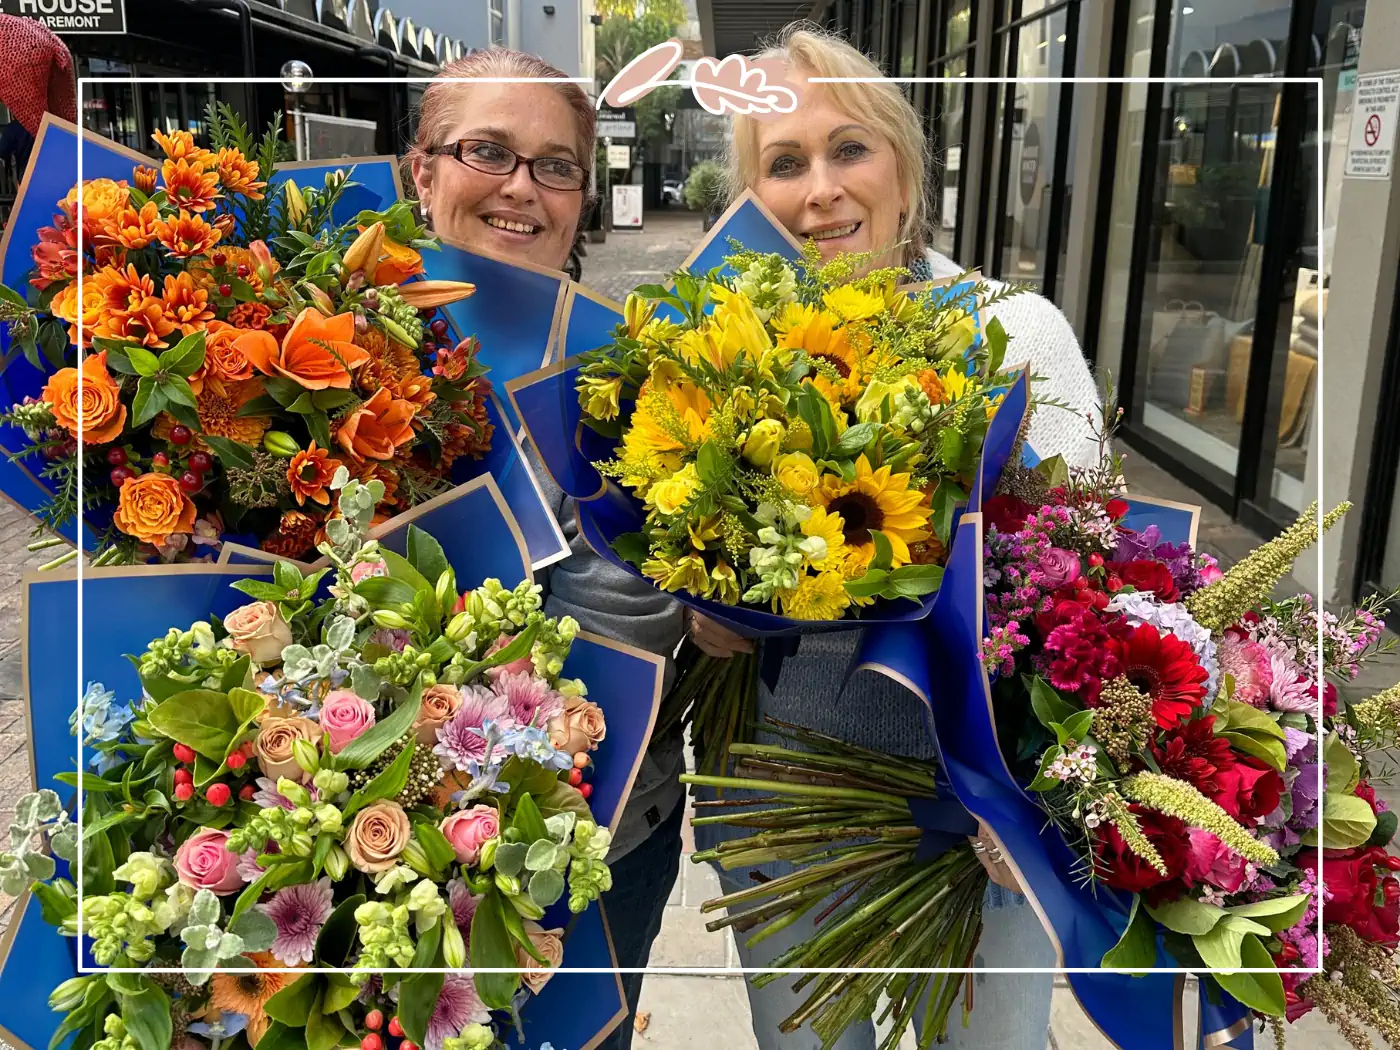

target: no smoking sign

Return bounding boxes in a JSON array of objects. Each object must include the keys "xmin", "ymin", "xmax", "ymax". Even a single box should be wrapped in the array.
[{"xmin": 1346, "ymin": 70, "xmax": 1400, "ymax": 180}]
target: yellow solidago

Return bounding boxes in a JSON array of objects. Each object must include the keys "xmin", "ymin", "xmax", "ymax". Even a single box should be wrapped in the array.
[
  {"xmin": 1121, "ymin": 772, "xmax": 1279, "ymax": 867},
  {"xmin": 779, "ymin": 570, "xmax": 852, "ymax": 620}
]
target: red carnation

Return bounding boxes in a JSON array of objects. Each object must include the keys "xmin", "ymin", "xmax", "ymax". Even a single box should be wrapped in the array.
[
  {"xmin": 1298, "ymin": 848, "xmax": 1400, "ymax": 947},
  {"xmin": 1105, "ymin": 498, "xmax": 1130, "ymax": 520},
  {"xmin": 983, "ymin": 494, "xmax": 1036, "ymax": 535},
  {"xmin": 1095, "ymin": 805, "xmax": 1192, "ymax": 901},
  {"xmin": 1039, "ymin": 607, "xmax": 1124, "ymax": 704},
  {"xmin": 1106, "ymin": 559, "xmax": 1180, "ymax": 603},
  {"xmin": 1106, "ymin": 622, "xmax": 1209, "ymax": 728}
]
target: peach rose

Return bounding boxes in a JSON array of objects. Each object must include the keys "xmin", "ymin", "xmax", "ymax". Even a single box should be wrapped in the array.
[
  {"xmin": 415, "ymin": 684, "xmax": 464, "ymax": 745},
  {"xmin": 41, "ymin": 351, "xmax": 126, "ymax": 444},
  {"xmin": 335, "ymin": 386, "xmax": 416, "ymax": 462},
  {"xmin": 484, "ymin": 633, "xmax": 535, "ymax": 680},
  {"xmin": 201, "ymin": 319, "xmax": 256, "ymax": 383},
  {"xmin": 319, "ymin": 689, "xmax": 376, "ymax": 752},
  {"xmin": 439, "ymin": 804, "xmax": 499, "ymax": 865},
  {"xmin": 515, "ymin": 923, "xmax": 564, "ymax": 993},
  {"xmin": 253, "ymin": 716, "xmax": 321, "ymax": 783},
  {"xmin": 174, "ymin": 827, "xmax": 245, "ymax": 893},
  {"xmin": 345, "ymin": 801, "xmax": 411, "ymax": 873},
  {"xmin": 547, "ymin": 694, "xmax": 607, "ymax": 756},
  {"xmin": 224, "ymin": 601, "xmax": 293, "ymax": 665},
  {"xmin": 113, "ymin": 471, "xmax": 197, "ymax": 546},
  {"xmin": 235, "ymin": 307, "xmax": 371, "ymax": 390},
  {"xmin": 65, "ymin": 178, "xmax": 130, "ymax": 230}
]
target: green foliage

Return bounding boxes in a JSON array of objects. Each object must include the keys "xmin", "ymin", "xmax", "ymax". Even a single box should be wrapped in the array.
[{"xmin": 684, "ymin": 160, "xmax": 727, "ymax": 215}]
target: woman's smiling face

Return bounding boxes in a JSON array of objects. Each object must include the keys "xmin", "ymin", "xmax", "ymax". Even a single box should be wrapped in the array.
[
  {"xmin": 751, "ymin": 76, "xmax": 905, "ymax": 270},
  {"xmin": 411, "ymin": 82, "xmax": 584, "ymax": 270}
]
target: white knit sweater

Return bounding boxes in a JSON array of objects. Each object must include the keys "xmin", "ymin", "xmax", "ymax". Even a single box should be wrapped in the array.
[{"xmin": 924, "ymin": 250, "xmax": 1103, "ymax": 469}]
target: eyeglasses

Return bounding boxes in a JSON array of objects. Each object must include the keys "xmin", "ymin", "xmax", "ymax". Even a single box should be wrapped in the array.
[{"xmin": 431, "ymin": 138, "xmax": 588, "ymax": 192}]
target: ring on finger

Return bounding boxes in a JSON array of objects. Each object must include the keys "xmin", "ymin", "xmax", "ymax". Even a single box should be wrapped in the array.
[
  {"xmin": 970, "ymin": 840, "xmax": 987, "ymax": 855},
  {"xmin": 987, "ymin": 845, "xmax": 1004, "ymax": 865}
]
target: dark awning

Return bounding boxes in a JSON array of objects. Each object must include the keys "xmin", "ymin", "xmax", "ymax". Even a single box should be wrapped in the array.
[{"xmin": 697, "ymin": 0, "xmax": 826, "ymax": 59}]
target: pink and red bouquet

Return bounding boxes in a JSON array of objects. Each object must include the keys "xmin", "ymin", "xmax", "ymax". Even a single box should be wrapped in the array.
[{"xmin": 983, "ymin": 410, "xmax": 1400, "ymax": 1043}]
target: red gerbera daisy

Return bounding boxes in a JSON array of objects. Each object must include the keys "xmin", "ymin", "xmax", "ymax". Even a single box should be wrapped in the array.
[{"xmin": 1108, "ymin": 622, "xmax": 1209, "ymax": 728}]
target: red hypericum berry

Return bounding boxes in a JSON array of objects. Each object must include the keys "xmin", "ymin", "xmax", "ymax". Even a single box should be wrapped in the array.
[
  {"xmin": 400, "ymin": 1041, "xmax": 419, "ymax": 1050},
  {"xmin": 578, "ymin": 782, "xmax": 593, "ymax": 800},
  {"xmin": 189, "ymin": 451, "xmax": 213, "ymax": 473},
  {"xmin": 106, "ymin": 446, "xmax": 127, "ymax": 466},
  {"xmin": 205, "ymin": 782, "xmax": 232, "ymax": 807},
  {"xmin": 1073, "ymin": 576, "xmax": 1088, "ymax": 591},
  {"xmin": 1087, "ymin": 553, "xmax": 1104, "ymax": 569},
  {"xmin": 1386, "ymin": 856, "xmax": 1400, "ymax": 871},
  {"xmin": 152, "ymin": 452, "xmax": 170, "ymax": 467},
  {"xmin": 173, "ymin": 743, "xmax": 197, "ymax": 764},
  {"xmin": 388, "ymin": 1018, "xmax": 404, "ymax": 1039},
  {"xmin": 211, "ymin": 251, "xmax": 227, "ymax": 267},
  {"xmin": 568, "ymin": 767, "xmax": 583, "ymax": 787},
  {"xmin": 237, "ymin": 263, "xmax": 250, "ymax": 277},
  {"xmin": 179, "ymin": 471, "xmax": 202, "ymax": 493},
  {"xmin": 173, "ymin": 768, "xmax": 193, "ymax": 786},
  {"xmin": 169, "ymin": 424, "xmax": 192, "ymax": 445},
  {"xmin": 219, "ymin": 283, "xmax": 233, "ymax": 297},
  {"xmin": 109, "ymin": 465, "xmax": 135, "ymax": 487},
  {"xmin": 239, "ymin": 783, "xmax": 257, "ymax": 801},
  {"xmin": 361, "ymin": 1036, "xmax": 384, "ymax": 1050},
  {"xmin": 225, "ymin": 751, "xmax": 248, "ymax": 771},
  {"xmin": 1106, "ymin": 574, "xmax": 1124, "ymax": 593},
  {"xmin": 431, "ymin": 318, "xmax": 449, "ymax": 338},
  {"xmin": 174, "ymin": 782, "xmax": 195, "ymax": 802},
  {"xmin": 364, "ymin": 1010, "xmax": 384, "ymax": 1032}
]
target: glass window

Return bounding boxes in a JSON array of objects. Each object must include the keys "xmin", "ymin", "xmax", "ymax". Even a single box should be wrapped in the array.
[
  {"xmin": 490, "ymin": 0, "xmax": 505, "ymax": 46},
  {"xmin": 926, "ymin": 0, "xmax": 975, "ymax": 263},
  {"xmin": 944, "ymin": 0, "xmax": 972, "ymax": 53}
]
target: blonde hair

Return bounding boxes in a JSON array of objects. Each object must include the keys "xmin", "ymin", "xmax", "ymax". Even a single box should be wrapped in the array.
[
  {"xmin": 725, "ymin": 23, "xmax": 929, "ymax": 260},
  {"xmin": 405, "ymin": 48, "xmax": 597, "ymax": 200}
]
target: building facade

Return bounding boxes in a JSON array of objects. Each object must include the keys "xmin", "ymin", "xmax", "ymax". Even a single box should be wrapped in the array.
[{"xmin": 699, "ymin": 0, "xmax": 1400, "ymax": 613}]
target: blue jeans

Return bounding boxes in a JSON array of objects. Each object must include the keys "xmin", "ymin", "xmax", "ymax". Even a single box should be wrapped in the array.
[
  {"xmin": 596, "ymin": 799, "xmax": 685, "ymax": 1050},
  {"xmin": 722, "ymin": 874, "xmax": 1057, "ymax": 1050}
]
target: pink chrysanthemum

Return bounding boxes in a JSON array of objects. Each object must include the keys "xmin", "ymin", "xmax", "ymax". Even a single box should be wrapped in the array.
[
  {"xmin": 491, "ymin": 670, "xmax": 563, "ymax": 728},
  {"xmin": 252, "ymin": 777, "xmax": 297, "ymax": 810},
  {"xmin": 425, "ymin": 974, "xmax": 490, "ymax": 1050},
  {"xmin": 434, "ymin": 687, "xmax": 512, "ymax": 770},
  {"xmin": 1217, "ymin": 633, "xmax": 1274, "ymax": 708},
  {"xmin": 1267, "ymin": 652, "xmax": 1313, "ymax": 712},
  {"xmin": 237, "ymin": 843, "xmax": 279, "ymax": 883},
  {"xmin": 448, "ymin": 878, "xmax": 481, "ymax": 938},
  {"xmin": 260, "ymin": 877, "xmax": 334, "ymax": 965}
]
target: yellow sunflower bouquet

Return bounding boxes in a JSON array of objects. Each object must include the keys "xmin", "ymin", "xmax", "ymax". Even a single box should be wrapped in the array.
[{"xmin": 573, "ymin": 243, "xmax": 1032, "ymax": 768}]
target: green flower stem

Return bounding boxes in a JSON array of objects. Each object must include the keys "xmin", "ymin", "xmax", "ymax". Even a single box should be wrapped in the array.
[
  {"xmin": 697, "ymin": 847, "xmax": 911, "ymax": 913},
  {"xmin": 702, "ymin": 851, "xmax": 916, "ymax": 931},
  {"xmin": 41, "ymin": 548, "xmax": 78, "ymax": 571},
  {"xmin": 26, "ymin": 536, "xmax": 65, "ymax": 551},
  {"xmin": 729, "ymin": 743, "xmax": 939, "ymax": 793},
  {"xmin": 679, "ymin": 773, "xmax": 909, "ymax": 808},
  {"xmin": 688, "ymin": 801, "xmax": 882, "ymax": 826}
]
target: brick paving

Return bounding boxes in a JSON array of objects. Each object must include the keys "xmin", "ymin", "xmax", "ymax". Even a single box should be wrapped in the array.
[{"xmin": 0, "ymin": 211, "xmax": 1379, "ymax": 1049}]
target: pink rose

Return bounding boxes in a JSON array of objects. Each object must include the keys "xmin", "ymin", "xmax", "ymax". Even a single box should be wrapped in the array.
[
  {"xmin": 515, "ymin": 922, "xmax": 564, "ymax": 993},
  {"xmin": 547, "ymin": 694, "xmax": 607, "ymax": 755},
  {"xmin": 351, "ymin": 559, "xmax": 387, "ymax": 583},
  {"xmin": 1183, "ymin": 828, "xmax": 1250, "ymax": 894},
  {"xmin": 440, "ymin": 804, "xmax": 501, "ymax": 865},
  {"xmin": 174, "ymin": 827, "xmax": 246, "ymax": 894},
  {"xmin": 224, "ymin": 601, "xmax": 293, "ymax": 665},
  {"xmin": 1036, "ymin": 548, "xmax": 1082, "ymax": 590},
  {"xmin": 485, "ymin": 633, "xmax": 535, "ymax": 679},
  {"xmin": 320, "ymin": 690, "xmax": 376, "ymax": 752}
]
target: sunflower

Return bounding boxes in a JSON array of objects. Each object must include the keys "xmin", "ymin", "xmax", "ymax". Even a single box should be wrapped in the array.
[
  {"xmin": 779, "ymin": 570, "xmax": 852, "ymax": 620},
  {"xmin": 776, "ymin": 303, "xmax": 864, "ymax": 404},
  {"xmin": 208, "ymin": 952, "xmax": 297, "ymax": 1046},
  {"xmin": 815, "ymin": 455, "xmax": 931, "ymax": 567},
  {"xmin": 822, "ymin": 284, "xmax": 886, "ymax": 323}
]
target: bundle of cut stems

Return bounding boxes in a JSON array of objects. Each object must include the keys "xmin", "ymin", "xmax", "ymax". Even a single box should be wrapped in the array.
[
  {"xmin": 657, "ymin": 642, "xmax": 760, "ymax": 779},
  {"xmin": 679, "ymin": 720, "xmax": 988, "ymax": 1050}
]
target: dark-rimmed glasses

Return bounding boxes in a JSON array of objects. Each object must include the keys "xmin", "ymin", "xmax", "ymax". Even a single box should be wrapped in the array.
[{"xmin": 430, "ymin": 139, "xmax": 588, "ymax": 192}]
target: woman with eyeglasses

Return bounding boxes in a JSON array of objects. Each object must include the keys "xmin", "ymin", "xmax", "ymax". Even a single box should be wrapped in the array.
[{"xmin": 407, "ymin": 50, "xmax": 687, "ymax": 1050}]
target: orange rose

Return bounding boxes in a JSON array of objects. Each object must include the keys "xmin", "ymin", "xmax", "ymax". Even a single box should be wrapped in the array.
[
  {"xmin": 41, "ymin": 351, "xmax": 127, "ymax": 444},
  {"xmin": 335, "ymin": 387, "xmax": 415, "ymax": 461},
  {"xmin": 113, "ymin": 471, "xmax": 197, "ymax": 546},
  {"xmin": 201, "ymin": 320, "xmax": 255, "ymax": 383},
  {"xmin": 64, "ymin": 178, "xmax": 129, "ymax": 230},
  {"xmin": 373, "ymin": 235, "xmax": 424, "ymax": 285},
  {"xmin": 236, "ymin": 308, "xmax": 371, "ymax": 391}
]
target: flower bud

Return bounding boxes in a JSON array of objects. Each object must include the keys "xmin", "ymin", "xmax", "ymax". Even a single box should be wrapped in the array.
[
  {"xmin": 741, "ymin": 418, "xmax": 786, "ymax": 468},
  {"xmin": 290, "ymin": 831, "xmax": 315, "ymax": 856},
  {"xmin": 314, "ymin": 804, "xmax": 342, "ymax": 832},
  {"xmin": 343, "ymin": 222, "xmax": 386, "ymax": 276},
  {"xmin": 291, "ymin": 739, "xmax": 320, "ymax": 777},
  {"xmin": 401, "ymin": 838, "xmax": 434, "ymax": 877},
  {"xmin": 624, "ymin": 292, "xmax": 657, "ymax": 339},
  {"xmin": 213, "ymin": 213, "xmax": 236, "ymax": 241},
  {"xmin": 442, "ymin": 916, "xmax": 466, "ymax": 968},
  {"xmin": 435, "ymin": 569, "xmax": 456, "ymax": 614},
  {"xmin": 48, "ymin": 976, "xmax": 92, "ymax": 1011},
  {"xmin": 133, "ymin": 165, "xmax": 158, "ymax": 195},
  {"xmin": 478, "ymin": 836, "xmax": 499, "ymax": 872},
  {"xmin": 396, "ymin": 280, "xmax": 476, "ymax": 309},
  {"xmin": 494, "ymin": 872, "xmax": 520, "ymax": 898},
  {"xmin": 372, "ymin": 610, "xmax": 412, "ymax": 630},
  {"xmin": 325, "ymin": 844, "xmax": 349, "ymax": 881},
  {"xmin": 313, "ymin": 768, "xmax": 349, "ymax": 796},
  {"xmin": 263, "ymin": 431, "xmax": 300, "ymax": 458},
  {"xmin": 284, "ymin": 179, "xmax": 307, "ymax": 225}
]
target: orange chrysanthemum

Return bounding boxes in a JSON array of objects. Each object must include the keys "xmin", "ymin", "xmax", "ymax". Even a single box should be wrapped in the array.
[
  {"xmin": 162, "ymin": 272, "xmax": 215, "ymax": 334},
  {"xmin": 208, "ymin": 952, "xmax": 296, "ymax": 1047},
  {"xmin": 156, "ymin": 210, "xmax": 221, "ymax": 258},
  {"xmin": 152, "ymin": 128, "xmax": 215, "ymax": 167},
  {"xmin": 194, "ymin": 378, "xmax": 271, "ymax": 446},
  {"xmin": 228, "ymin": 302, "xmax": 272, "ymax": 329},
  {"xmin": 287, "ymin": 441, "xmax": 342, "ymax": 506},
  {"xmin": 161, "ymin": 157, "xmax": 221, "ymax": 213},
  {"xmin": 358, "ymin": 458, "xmax": 401, "ymax": 507},
  {"xmin": 262, "ymin": 511, "xmax": 320, "ymax": 559},
  {"xmin": 439, "ymin": 383, "xmax": 495, "ymax": 468},
  {"xmin": 100, "ymin": 200, "xmax": 162, "ymax": 250},
  {"xmin": 395, "ymin": 373, "xmax": 436, "ymax": 413},
  {"xmin": 214, "ymin": 147, "xmax": 265, "ymax": 199},
  {"xmin": 132, "ymin": 164, "xmax": 158, "ymax": 194},
  {"xmin": 90, "ymin": 264, "xmax": 177, "ymax": 348}
]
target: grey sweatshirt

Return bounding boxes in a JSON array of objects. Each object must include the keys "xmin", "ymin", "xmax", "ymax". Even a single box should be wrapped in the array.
[{"xmin": 527, "ymin": 445, "xmax": 687, "ymax": 862}]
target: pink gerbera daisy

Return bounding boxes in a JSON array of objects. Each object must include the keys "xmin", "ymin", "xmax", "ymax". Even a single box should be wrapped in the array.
[
  {"xmin": 425, "ymin": 974, "xmax": 490, "ymax": 1050},
  {"xmin": 260, "ymin": 877, "xmax": 334, "ymax": 965},
  {"xmin": 491, "ymin": 671, "xmax": 563, "ymax": 728}
]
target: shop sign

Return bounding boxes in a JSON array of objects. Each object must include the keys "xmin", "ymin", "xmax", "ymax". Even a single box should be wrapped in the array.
[
  {"xmin": 1345, "ymin": 70, "xmax": 1400, "ymax": 180},
  {"xmin": 597, "ymin": 107, "xmax": 636, "ymax": 140},
  {"xmin": 611, "ymin": 184, "xmax": 643, "ymax": 229},
  {"xmin": 606, "ymin": 144, "xmax": 631, "ymax": 170},
  {"xmin": 1, "ymin": 0, "xmax": 126, "ymax": 33}
]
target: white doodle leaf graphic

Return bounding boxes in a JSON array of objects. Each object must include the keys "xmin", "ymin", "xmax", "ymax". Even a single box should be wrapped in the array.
[
  {"xmin": 690, "ymin": 54, "xmax": 798, "ymax": 115},
  {"xmin": 599, "ymin": 38, "xmax": 685, "ymax": 109}
]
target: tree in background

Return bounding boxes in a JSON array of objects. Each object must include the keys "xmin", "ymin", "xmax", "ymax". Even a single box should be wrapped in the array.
[{"xmin": 594, "ymin": 0, "xmax": 686, "ymax": 163}]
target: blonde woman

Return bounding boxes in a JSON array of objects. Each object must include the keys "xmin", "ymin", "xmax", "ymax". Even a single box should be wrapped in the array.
[
  {"xmin": 687, "ymin": 25, "xmax": 1101, "ymax": 1050},
  {"xmin": 408, "ymin": 50, "xmax": 686, "ymax": 1050}
]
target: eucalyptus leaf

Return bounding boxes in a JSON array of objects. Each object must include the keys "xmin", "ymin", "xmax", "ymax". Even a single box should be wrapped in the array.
[{"xmin": 528, "ymin": 867, "xmax": 565, "ymax": 907}]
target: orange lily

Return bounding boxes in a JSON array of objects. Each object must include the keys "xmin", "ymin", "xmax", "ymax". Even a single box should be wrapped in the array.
[{"xmin": 235, "ymin": 307, "xmax": 370, "ymax": 390}]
